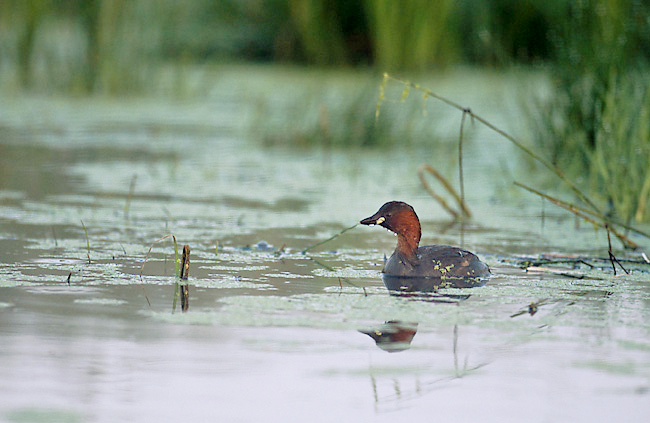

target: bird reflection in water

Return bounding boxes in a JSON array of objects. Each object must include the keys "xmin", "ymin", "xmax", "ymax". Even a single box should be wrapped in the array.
[
  {"xmin": 359, "ymin": 321, "xmax": 419, "ymax": 353},
  {"xmin": 360, "ymin": 275, "xmax": 478, "ymax": 353},
  {"xmin": 363, "ymin": 322, "xmax": 488, "ymax": 409}
]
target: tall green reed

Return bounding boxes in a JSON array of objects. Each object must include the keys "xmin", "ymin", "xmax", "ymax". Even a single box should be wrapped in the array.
[
  {"xmin": 364, "ymin": 0, "xmax": 457, "ymax": 70},
  {"xmin": 529, "ymin": 0, "xmax": 650, "ymax": 223}
]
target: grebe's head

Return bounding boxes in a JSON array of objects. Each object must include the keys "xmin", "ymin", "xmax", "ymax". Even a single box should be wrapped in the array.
[
  {"xmin": 360, "ymin": 201, "xmax": 418, "ymax": 231},
  {"xmin": 360, "ymin": 202, "xmax": 422, "ymax": 256}
]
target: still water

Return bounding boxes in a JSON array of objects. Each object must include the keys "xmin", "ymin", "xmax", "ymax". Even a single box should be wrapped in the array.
[{"xmin": 1, "ymin": 67, "xmax": 649, "ymax": 422}]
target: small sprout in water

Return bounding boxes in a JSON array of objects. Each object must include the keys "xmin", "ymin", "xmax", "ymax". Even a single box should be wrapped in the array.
[{"xmin": 80, "ymin": 220, "xmax": 91, "ymax": 264}]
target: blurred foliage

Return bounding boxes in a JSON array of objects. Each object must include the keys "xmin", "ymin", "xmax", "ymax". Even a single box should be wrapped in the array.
[
  {"xmin": 5, "ymin": 0, "xmax": 649, "ymax": 94},
  {"xmin": 0, "ymin": 0, "xmax": 304, "ymax": 93},
  {"xmin": 456, "ymin": 0, "xmax": 561, "ymax": 64},
  {"xmin": 528, "ymin": 0, "xmax": 650, "ymax": 223},
  {"xmin": 2, "ymin": 1, "xmax": 650, "ymax": 224},
  {"xmin": 364, "ymin": 0, "xmax": 457, "ymax": 70},
  {"xmin": 256, "ymin": 82, "xmax": 458, "ymax": 149},
  {"xmin": 287, "ymin": 0, "xmax": 350, "ymax": 65},
  {"xmin": 0, "ymin": 0, "xmax": 650, "ymax": 225}
]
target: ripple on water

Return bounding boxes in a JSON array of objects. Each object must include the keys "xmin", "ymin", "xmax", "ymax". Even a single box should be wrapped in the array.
[{"xmin": 73, "ymin": 298, "xmax": 128, "ymax": 306}]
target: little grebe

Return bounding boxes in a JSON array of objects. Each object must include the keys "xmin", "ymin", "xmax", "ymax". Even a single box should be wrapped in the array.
[{"xmin": 360, "ymin": 201, "xmax": 489, "ymax": 290}]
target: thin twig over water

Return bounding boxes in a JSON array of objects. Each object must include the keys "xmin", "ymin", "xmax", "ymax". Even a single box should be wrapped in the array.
[
  {"xmin": 378, "ymin": 73, "xmax": 649, "ymax": 249},
  {"xmin": 80, "ymin": 220, "xmax": 91, "ymax": 264},
  {"xmin": 515, "ymin": 182, "xmax": 640, "ymax": 248},
  {"xmin": 140, "ymin": 234, "xmax": 180, "ymax": 309},
  {"xmin": 606, "ymin": 226, "xmax": 629, "ymax": 275},
  {"xmin": 124, "ymin": 174, "xmax": 137, "ymax": 220},
  {"xmin": 308, "ymin": 255, "xmax": 367, "ymax": 295},
  {"xmin": 140, "ymin": 234, "xmax": 179, "ymax": 278},
  {"xmin": 301, "ymin": 223, "xmax": 358, "ymax": 254},
  {"xmin": 458, "ymin": 108, "xmax": 471, "ymax": 216},
  {"xmin": 417, "ymin": 164, "xmax": 470, "ymax": 219},
  {"xmin": 380, "ymin": 73, "xmax": 601, "ymax": 213}
]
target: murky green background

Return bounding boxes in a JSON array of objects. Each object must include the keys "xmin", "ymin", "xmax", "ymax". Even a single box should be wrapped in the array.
[{"xmin": 1, "ymin": 67, "xmax": 649, "ymax": 422}]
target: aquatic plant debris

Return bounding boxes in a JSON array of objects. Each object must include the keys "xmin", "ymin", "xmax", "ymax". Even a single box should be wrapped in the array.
[
  {"xmin": 417, "ymin": 164, "xmax": 469, "ymax": 220},
  {"xmin": 180, "ymin": 245, "xmax": 190, "ymax": 280},
  {"xmin": 179, "ymin": 244, "xmax": 190, "ymax": 312},
  {"xmin": 606, "ymin": 225, "xmax": 629, "ymax": 276},
  {"xmin": 515, "ymin": 182, "xmax": 642, "ymax": 249},
  {"xmin": 140, "ymin": 234, "xmax": 180, "ymax": 278}
]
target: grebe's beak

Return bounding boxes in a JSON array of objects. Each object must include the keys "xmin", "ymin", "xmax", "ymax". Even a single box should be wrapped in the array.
[{"xmin": 360, "ymin": 215, "xmax": 385, "ymax": 226}]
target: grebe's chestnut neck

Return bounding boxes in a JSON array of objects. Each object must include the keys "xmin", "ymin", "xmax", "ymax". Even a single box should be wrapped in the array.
[{"xmin": 360, "ymin": 201, "xmax": 421, "ymax": 258}]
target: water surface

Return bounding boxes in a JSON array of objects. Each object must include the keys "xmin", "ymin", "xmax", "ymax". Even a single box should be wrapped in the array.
[{"xmin": 1, "ymin": 67, "xmax": 649, "ymax": 422}]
